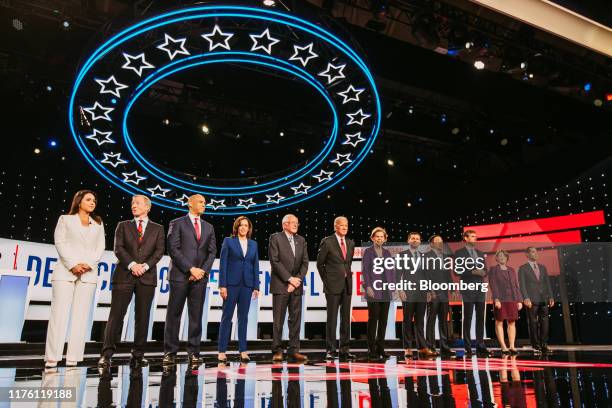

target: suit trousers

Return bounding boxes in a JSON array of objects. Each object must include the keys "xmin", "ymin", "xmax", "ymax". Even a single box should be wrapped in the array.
[
  {"xmin": 101, "ymin": 281, "xmax": 155, "ymax": 358},
  {"xmin": 164, "ymin": 279, "xmax": 207, "ymax": 355},
  {"xmin": 218, "ymin": 284, "xmax": 253, "ymax": 352},
  {"xmin": 527, "ymin": 302, "xmax": 550, "ymax": 347},
  {"xmin": 45, "ymin": 279, "xmax": 97, "ymax": 362},
  {"xmin": 462, "ymin": 301, "xmax": 486, "ymax": 348},
  {"xmin": 426, "ymin": 298, "xmax": 450, "ymax": 351},
  {"xmin": 325, "ymin": 281, "xmax": 352, "ymax": 353},
  {"xmin": 272, "ymin": 294, "xmax": 303, "ymax": 354},
  {"xmin": 366, "ymin": 301, "xmax": 390, "ymax": 353},
  {"xmin": 402, "ymin": 301, "xmax": 428, "ymax": 349}
]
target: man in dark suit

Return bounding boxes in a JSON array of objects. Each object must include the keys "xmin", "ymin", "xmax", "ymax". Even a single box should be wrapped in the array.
[
  {"xmin": 424, "ymin": 235, "xmax": 454, "ymax": 358},
  {"xmin": 163, "ymin": 194, "xmax": 216, "ymax": 366},
  {"xmin": 317, "ymin": 216, "xmax": 355, "ymax": 360},
  {"xmin": 398, "ymin": 232, "xmax": 434, "ymax": 358},
  {"xmin": 454, "ymin": 229, "xmax": 489, "ymax": 356},
  {"xmin": 98, "ymin": 195, "xmax": 165, "ymax": 368},
  {"xmin": 518, "ymin": 246, "xmax": 554, "ymax": 353},
  {"xmin": 269, "ymin": 214, "xmax": 309, "ymax": 362}
]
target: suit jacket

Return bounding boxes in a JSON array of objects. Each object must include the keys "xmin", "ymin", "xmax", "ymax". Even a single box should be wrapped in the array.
[
  {"xmin": 454, "ymin": 246, "xmax": 487, "ymax": 301},
  {"xmin": 167, "ymin": 215, "xmax": 216, "ymax": 282},
  {"xmin": 397, "ymin": 248, "xmax": 427, "ymax": 301},
  {"xmin": 53, "ymin": 214, "xmax": 105, "ymax": 283},
  {"xmin": 361, "ymin": 245, "xmax": 394, "ymax": 301},
  {"xmin": 316, "ymin": 234, "xmax": 355, "ymax": 295},
  {"xmin": 219, "ymin": 237, "xmax": 260, "ymax": 289},
  {"xmin": 112, "ymin": 219, "xmax": 165, "ymax": 286},
  {"xmin": 423, "ymin": 249, "xmax": 452, "ymax": 300},
  {"xmin": 268, "ymin": 232, "xmax": 309, "ymax": 295},
  {"xmin": 518, "ymin": 262, "xmax": 553, "ymax": 303},
  {"xmin": 489, "ymin": 265, "xmax": 522, "ymax": 302}
]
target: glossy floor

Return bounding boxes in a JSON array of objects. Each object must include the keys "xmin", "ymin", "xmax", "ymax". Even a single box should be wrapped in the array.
[{"xmin": 2, "ymin": 349, "xmax": 612, "ymax": 407}]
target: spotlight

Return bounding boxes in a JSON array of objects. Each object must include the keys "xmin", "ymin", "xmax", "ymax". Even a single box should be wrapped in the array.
[
  {"xmin": 465, "ymin": 42, "xmax": 474, "ymax": 49},
  {"xmin": 440, "ymin": 114, "xmax": 447, "ymax": 124},
  {"xmin": 34, "ymin": 148, "xmax": 41, "ymax": 154},
  {"xmin": 520, "ymin": 62, "xmax": 527, "ymax": 69},
  {"xmin": 384, "ymin": 199, "xmax": 389, "ymax": 203},
  {"xmin": 474, "ymin": 60, "xmax": 485, "ymax": 70},
  {"xmin": 263, "ymin": 0, "xmax": 276, "ymax": 6},
  {"xmin": 500, "ymin": 138, "xmax": 508, "ymax": 146},
  {"xmin": 12, "ymin": 18, "xmax": 23, "ymax": 31},
  {"xmin": 584, "ymin": 83, "xmax": 592, "ymax": 92},
  {"xmin": 279, "ymin": 131, "xmax": 284, "ymax": 137},
  {"xmin": 416, "ymin": 156, "xmax": 423, "ymax": 163},
  {"xmin": 299, "ymin": 148, "xmax": 305, "ymax": 154},
  {"xmin": 49, "ymin": 140, "xmax": 57, "ymax": 147},
  {"xmin": 201, "ymin": 124, "xmax": 210, "ymax": 134},
  {"xmin": 406, "ymin": 202, "xmax": 412, "ymax": 207},
  {"xmin": 526, "ymin": 137, "xmax": 533, "ymax": 144},
  {"xmin": 606, "ymin": 93, "xmax": 612, "ymax": 101},
  {"xmin": 387, "ymin": 159, "xmax": 394, "ymax": 166},
  {"xmin": 62, "ymin": 20, "xmax": 70, "ymax": 29},
  {"xmin": 46, "ymin": 85, "xmax": 52, "ymax": 92},
  {"xmin": 408, "ymin": 107, "xmax": 414, "ymax": 114},
  {"xmin": 451, "ymin": 127, "xmax": 460, "ymax": 135},
  {"xmin": 489, "ymin": 129, "xmax": 494, "ymax": 134},
  {"xmin": 162, "ymin": 118, "xmax": 170, "ymax": 125},
  {"xmin": 528, "ymin": 73, "xmax": 534, "ymax": 79},
  {"xmin": 359, "ymin": 199, "xmax": 364, "ymax": 203},
  {"xmin": 594, "ymin": 99, "xmax": 603, "ymax": 107}
]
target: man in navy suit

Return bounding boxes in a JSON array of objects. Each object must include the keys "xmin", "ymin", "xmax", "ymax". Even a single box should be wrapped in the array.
[{"xmin": 163, "ymin": 194, "xmax": 216, "ymax": 366}]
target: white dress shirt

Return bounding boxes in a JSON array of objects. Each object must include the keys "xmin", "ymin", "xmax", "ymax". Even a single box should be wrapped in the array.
[
  {"xmin": 128, "ymin": 216, "xmax": 151, "ymax": 272},
  {"xmin": 239, "ymin": 237, "xmax": 248, "ymax": 257},
  {"xmin": 285, "ymin": 231, "xmax": 296, "ymax": 256}
]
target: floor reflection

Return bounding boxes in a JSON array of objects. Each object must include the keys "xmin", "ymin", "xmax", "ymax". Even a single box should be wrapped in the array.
[{"xmin": 2, "ymin": 351, "xmax": 611, "ymax": 407}]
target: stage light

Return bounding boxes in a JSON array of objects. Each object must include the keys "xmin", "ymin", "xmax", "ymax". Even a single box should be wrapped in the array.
[
  {"xmin": 387, "ymin": 158, "xmax": 394, "ymax": 166},
  {"xmin": 465, "ymin": 42, "xmax": 474, "ymax": 49},
  {"xmin": 440, "ymin": 114, "xmax": 447, "ymax": 124},
  {"xmin": 527, "ymin": 137, "xmax": 533, "ymax": 144},
  {"xmin": 201, "ymin": 124, "xmax": 210, "ymax": 134},
  {"xmin": 489, "ymin": 129, "xmax": 494, "ymax": 134},
  {"xmin": 62, "ymin": 20, "xmax": 70, "ymax": 29},
  {"xmin": 49, "ymin": 140, "xmax": 57, "ymax": 147},
  {"xmin": 408, "ymin": 107, "xmax": 414, "ymax": 114},
  {"xmin": 299, "ymin": 148, "xmax": 305, "ymax": 154},
  {"xmin": 529, "ymin": 73, "xmax": 534, "ymax": 79},
  {"xmin": 45, "ymin": 85, "xmax": 52, "ymax": 92},
  {"xmin": 606, "ymin": 93, "xmax": 612, "ymax": 101},
  {"xmin": 384, "ymin": 199, "xmax": 389, "ymax": 203},
  {"xmin": 500, "ymin": 138, "xmax": 508, "ymax": 146},
  {"xmin": 451, "ymin": 127, "xmax": 460, "ymax": 135},
  {"xmin": 34, "ymin": 148, "xmax": 40, "ymax": 154},
  {"xmin": 406, "ymin": 202, "xmax": 412, "ymax": 207},
  {"xmin": 12, "ymin": 19, "xmax": 23, "ymax": 31},
  {"xmin": 279, "ymin": 131, "xmax": 284, "ymax": 137},
  {"xmin": 263, "ymin": 0, "xmax": 276, "ymax": 6},
  {"xmin": 417, "ymin": 197, "xmax": 423, "ymax": 202},
  {"xmin": 474, "ymin": 60, "xmax": 485, "ymax": 70},
  {"xmin": 584, "ymin": 83, "xmax": 592, "ymax": 92},
  {"xmin": 594, "ymin": 99, "xmax": 603, "ymax": 107},
  {"xmin": 416, "ymin": 156, "xmax": 423, "ymax": 163},
  {"xmin": 520, "ymin": 62, "xmax": 527, "ymax": 69},
  {"xmin": 162, "ymin": 118, "xmax": 170, "ymax": 125},
  {"xmin": 359, "ymin": 199, "xmax": 363, "ymax": 203}
]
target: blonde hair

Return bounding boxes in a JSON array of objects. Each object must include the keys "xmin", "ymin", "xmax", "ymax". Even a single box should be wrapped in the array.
[
  {"xmin": 132, "ymin": 195, "xmax": 152, "ymax": 209},
  {"xmin": 370, "ymin": 227, "xmax": 388, "ymax": 239}
]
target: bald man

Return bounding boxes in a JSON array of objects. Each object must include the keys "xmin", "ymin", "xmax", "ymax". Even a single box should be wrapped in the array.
[
  {"xmin": 317, "ymin": 216, "xmax": 355, "ymax": 360},
  {"xmin": 163, "ymin": 194, "xmax": 216, "ymax": 366}
]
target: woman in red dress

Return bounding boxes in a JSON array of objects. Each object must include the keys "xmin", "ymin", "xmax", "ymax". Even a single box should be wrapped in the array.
[{"xmin": 488, "ymin": 250, "xmax": 523, "ymax": 355}]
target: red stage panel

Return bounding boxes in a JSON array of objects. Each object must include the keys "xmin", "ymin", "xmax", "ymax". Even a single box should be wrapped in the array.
[{"xmin": 464, "ymin": 210, "xmax": 604, "ymax": 238}]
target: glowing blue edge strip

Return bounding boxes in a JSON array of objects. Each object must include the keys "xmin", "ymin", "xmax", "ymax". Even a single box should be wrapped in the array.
[{"xmin": 121, "ymin": 52, "xmax": 338, "ymax": 195}]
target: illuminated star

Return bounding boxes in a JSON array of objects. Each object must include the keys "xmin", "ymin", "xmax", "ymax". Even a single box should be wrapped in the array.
[
  {"xmin": 83, "ymin": 102, "xmax": 114, "ymax": 121},
  {"xmin": 157, "ymin": 33, "xmax": 190, "ymax": 60},
  {"xmin": 95, "ymin": 76, "xmax": 128, "ymax": 98},
  {"xmin": 337, "ymin": 85, "xmax": 364, "ymax": 104},
  {"xmin": 85, "ymin": 129, "xmax": 115, "ymax": 146},
  {"xmin": 121, "ymin": 52, "xmax": 154, "ymax": 77},
  {"xmin": 237, "ymin": 198, "xmax": 256, "ymax": 209},
  {"xmin": 342, "ymin": 132, "xmax": 366, "ymax": 147},
  {"xmin": 289, "ymin": 43, "xmax": 318, "ymax": 67},
  {"xmin": 122, "ymin": 171, "xmax": 146, "ymax": 185},
  {"xmin": 346, "ymin": 109, "xmax": 371, "ymax": 126},
  {"xmin": 100, "ymin": 152, "xmax": 127, "ymax": 168},
  {"xmin": 330, "ymin": 153, "xmax": 352, "ymax": 167},
  {"xmin": 147, "ymin": 184, "xmax": 170, "ymax": 198},
  {"xmin": 312, "ymin": 170, "xmax": 333, "ymax": 183},
  {"xmin": 291, "ymin": 183, "xmax": 311, "ymax": 195},
  {"xmin": 201, "ymin": 25, "xmax": 234, "ymax": 51},
  {"xmin": 175, "ymin": 194, "xmax": 190, "ymax": 206},
  {"xmin": 318, "ymin": 63, "xmax": 346, "ymax": 85},
  {"xmin": 250, "ymin": 28, "xmax": 280, "ymax": 55},
  {"xmin": 266, "ymin": 192, "xmax": 284, "ymax": 204},
  {"xmin": 207, "ymin": 199, "xmax": 226, "ymax": 210}
]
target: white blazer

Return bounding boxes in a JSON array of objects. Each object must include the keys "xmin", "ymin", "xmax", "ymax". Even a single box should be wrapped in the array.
[{"xmin": 53, "ymin": 214, "xmax": 105, "ymax": 283}]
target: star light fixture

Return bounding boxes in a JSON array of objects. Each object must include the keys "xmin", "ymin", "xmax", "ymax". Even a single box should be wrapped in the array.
[{"xmin": 69, "ymin": 5, "xmax": 381, "ymax": 215}]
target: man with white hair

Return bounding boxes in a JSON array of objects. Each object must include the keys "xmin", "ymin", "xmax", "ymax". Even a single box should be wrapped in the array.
[
  {"xmin": 269, "ymin": 214, "xmax": 309, "ymax": 362},
  {"xmin": 99, "ymin": 195, "xmax": 165, "ymax": 368},
  {"xmin": 316, "ymin": 216, "xmax": 355, "ymax": 360}
]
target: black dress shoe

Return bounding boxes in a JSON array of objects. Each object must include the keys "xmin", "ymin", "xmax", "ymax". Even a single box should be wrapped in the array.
[
  {"xmin": 368, "ymin": 352, "xmax": 380, "ymax": 362},
  {"xmin": 98, "ymin": 356, "xmax": 111, "ymax": 368},
  {"xmin": 130, "ymin": 356, "xmax": 148, "ymax": 367},
  {"xmin": 325, "ymin": 351, "xmax": 337, "ymax": 360},
  {"xmin": 509, "ymin": 349, "xmax": 519, "ymax": 355},
  {"xmin": 476, "ymin": 346, "xmax": 490, "ymax": 356},
  {"xmin": 339, "ymin": 352, "xmax": 356, "ymax": 361},
  {"xmin": 188, "ymin": 354, "xmax": 202, "ymax": 366},
  {"xmin": 440, "ymin": 349, "xmax": 456, "ymax": 358},
  {"xmin": 162, "ymin": 354, "xmax": 176, "ymax": 366},
  {"xmin": 532, "ymin": 345, "xmax": 542, "ymax": 354},
  {"xmin": 464, "ymin": 348, "xmax": 473, "ymax": 356},
  {"xmin": 378, "ymin": 350, "xmax": 391, "ymax": 360},
  {"xmin": 540, "ymin": 344, "xmax": 551, "ymax": 353}
]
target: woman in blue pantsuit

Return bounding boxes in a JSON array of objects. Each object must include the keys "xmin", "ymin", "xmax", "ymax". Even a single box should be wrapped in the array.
[{"xmin": 218, "ymin": 216, "xmax": 260, "ymax": 363}]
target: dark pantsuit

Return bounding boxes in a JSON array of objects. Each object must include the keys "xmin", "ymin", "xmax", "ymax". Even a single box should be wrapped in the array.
[
  {"xmin": 102, "ymin": 282, "xmax": 155, "ymax": 358},
  {"xmin": 272, "ymin": 294, "xmax": 303, "ymax": 354},
  {"xmin": 164, "ymin": 279, "xmax": 207, "ymax": 355},
  {"xmin": 402, "ymin": 301, "xmax": 427, "ymax": 349},
  {"xmin": 325, "ymin": 283, "xmax": 352, "ymax": 353},
  {"xmin": 426, "ymin": 298, "xmax": 450, "ymax": 351},
  {"xmin": 463, "ymin": 300, "xmax": 485, "ymax": 348},
  {"xmin": 367, "ymin": 301, "xmax": 390, "ymax": 353},
  {"xmin": 527, "ymin": 302, "xmax": 549, "ymax": 346},
  {"xmin": 218, "ymin": 283, "xmax": 253, "ymax": 352}
]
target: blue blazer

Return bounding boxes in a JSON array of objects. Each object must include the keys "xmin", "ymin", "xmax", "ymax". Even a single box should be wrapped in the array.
[
  {"xmin": 219, "ymin": 237, "xmax": 260, "ymax": 289},
  {"xmin": 167, "ymin": 215, "xmax": 217, "ymax": 282}
]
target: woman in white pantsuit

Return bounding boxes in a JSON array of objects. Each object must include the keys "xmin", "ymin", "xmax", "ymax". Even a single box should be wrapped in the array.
[{"xmin": 44, "ymin": 190, "xmax": 105, "ymax": 368}]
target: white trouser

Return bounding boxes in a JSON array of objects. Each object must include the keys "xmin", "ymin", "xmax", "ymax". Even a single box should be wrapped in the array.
[{"xmin": 44, "ymin": 279, "xmax": 97, "ymax": 362}]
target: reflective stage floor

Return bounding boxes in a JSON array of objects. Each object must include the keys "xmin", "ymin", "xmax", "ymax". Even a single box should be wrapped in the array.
[{"xmin": 1, "ymin": 347, "xmax": 611, "ymax": 407}]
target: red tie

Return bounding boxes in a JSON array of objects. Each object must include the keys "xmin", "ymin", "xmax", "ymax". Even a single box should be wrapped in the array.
[
  {"xmin": 340, "ymin": 238, "xmax": 347, "ymax": 259},
  {"xmin": 194, "ymin": 218, "xmax": 201, "ymax": 241},
  {"xmin": 137, "ymin": 220, "xmax": 143, "ymax": 242}
]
